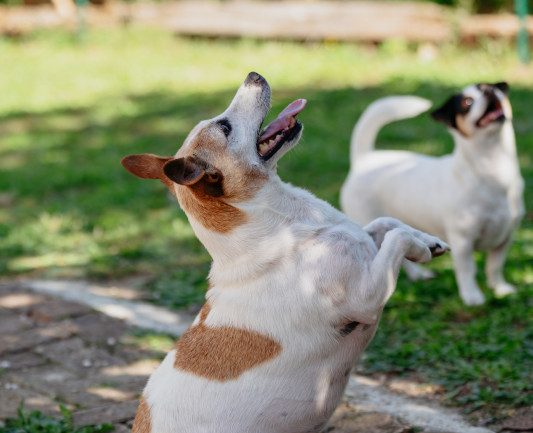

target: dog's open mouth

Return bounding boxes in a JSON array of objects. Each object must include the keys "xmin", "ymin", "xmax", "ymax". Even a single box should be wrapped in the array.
[
  {"xmin": 257, "ymin": 99, "xmax": 307, "ymax": 160},
  {"xmin": 476, "ymin": 95, "xmax": 505, "ymax": 128}
]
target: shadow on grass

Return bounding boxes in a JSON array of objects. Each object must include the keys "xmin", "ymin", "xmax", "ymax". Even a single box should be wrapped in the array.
[{"xmin": 1, "ymin": 79, "xmax": 532, "ymax": 416}]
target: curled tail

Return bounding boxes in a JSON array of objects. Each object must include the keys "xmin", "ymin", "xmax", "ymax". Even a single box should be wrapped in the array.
[{"xmin": 350, "ymin": 96, "xmax": 432, "ymax": 166}]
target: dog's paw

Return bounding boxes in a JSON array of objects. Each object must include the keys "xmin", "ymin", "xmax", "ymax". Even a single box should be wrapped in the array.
[
  {"xmin": 406, "ymin": 231, "xmax": 449, "ymax": 263},
  {"xmin": 428, "ymin": 242, "xmax": 449, "ymax": 258},
  {"xmin": 494, "ymin": 282, "xmax": 517, "ymax": 298},
  {"xmin": 413, "ymin": 232, "xmax": 449, "ymax": 258},
  {"xmin": 460, "ymin": 287, "xmax": 485, "ymax": 306}
]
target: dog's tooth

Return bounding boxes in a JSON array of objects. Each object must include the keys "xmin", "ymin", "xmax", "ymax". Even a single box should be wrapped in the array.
[{"xmin": 259, "ymin": 142, "xmax": 269, "ymax": 154}]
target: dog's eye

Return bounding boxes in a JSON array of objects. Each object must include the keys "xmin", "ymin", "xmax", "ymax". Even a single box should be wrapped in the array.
[
  {"xmin": 216, "ymin": 119, "xmax": 232, "ymax": 137},
  {"xmin": 460, "ymin": 97, "xmax": 473, "ymax": 113}
]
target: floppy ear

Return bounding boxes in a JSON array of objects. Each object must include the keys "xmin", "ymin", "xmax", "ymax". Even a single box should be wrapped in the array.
[
  {"xmin": 430, "ymin": 95, "xmax": 458, "ymax": 128},
  {"xmin": 121, "ymin": 154, "xmax": 173, "ymax": 180},
  {"xmin": 164, "ymin": 157, "xmax": 223, "ymax": 197},
  {"xmin": 493, "ymin": 81, "xmax": 509, "ymax": 94}
]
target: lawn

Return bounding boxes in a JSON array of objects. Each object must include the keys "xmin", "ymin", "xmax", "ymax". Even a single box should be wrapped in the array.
[{"xmin": 0, "ymin": 27, "xmax": 531, "ymax": 419}]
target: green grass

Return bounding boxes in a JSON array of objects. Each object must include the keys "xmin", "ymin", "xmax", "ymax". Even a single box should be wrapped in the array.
[
  {"xmin": 0, "ymin": 27, "xmax": 531, "ymax": 417},
  {"xmin": 0, "ymin": 405, "xmax": 113, "ymax": 433}
]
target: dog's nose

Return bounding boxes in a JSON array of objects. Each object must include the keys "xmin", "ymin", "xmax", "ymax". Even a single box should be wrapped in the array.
[{"xmin": 245, "ymin": 72, "xmax": 266, "ymax": 87}]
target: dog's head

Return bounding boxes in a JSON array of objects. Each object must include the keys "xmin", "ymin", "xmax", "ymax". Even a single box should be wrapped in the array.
[
  {"xmin": 121, "ymin": 72, "xmax": 306, "ymax": 232},
  {"xmin": 431, "ymin": 82, "xmax": 511, "ymax": 138}
]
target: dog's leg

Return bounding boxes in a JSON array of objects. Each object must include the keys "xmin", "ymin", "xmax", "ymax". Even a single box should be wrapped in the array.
[
  {"xmin": 402, "ymin": 259, "xmax": 436, "ymax": 281},
  {"xmin": 357, "ymin": 218, "xmax": 447, "ymax": 319},
  {"xmin": 448, "ymin": 234, "xmax": 485, "ymax": 306},
  {"xmin": 485, "ymin": 237, "xmax": 516, "ymax": 298}
]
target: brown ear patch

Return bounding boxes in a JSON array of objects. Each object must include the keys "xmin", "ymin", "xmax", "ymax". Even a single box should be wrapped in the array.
[
  {"xmin": 174, "ymin": 305, "xmax": 282, "ymax": 381},
  {"xmin": 121, "ymin": 153, "xmax": 176, "ymax": 196},
  {"xmin": 122, "ymin": 154, "xmax": 172, "ymax": 180},
  {"xmin": 132, "ymin": 397, "xmax": 152, "ymax": 433},
  {"xmin": 164, "ymin": 157, "xmax": 224, "ymax": 198}
]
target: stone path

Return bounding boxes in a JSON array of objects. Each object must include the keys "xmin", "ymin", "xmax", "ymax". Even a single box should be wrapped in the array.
[{"xmin": 0, "ymin": 281, "xmax": 503, "ymax": 433}]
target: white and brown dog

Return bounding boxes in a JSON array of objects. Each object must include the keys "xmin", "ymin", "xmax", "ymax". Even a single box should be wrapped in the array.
[
  {"xmin": 341, "ymin": 83, "xmax": 524, "ymax": 306},
  {"xmin": 122, "ymin": 72, "xmax": 448, "ymax": 433}
]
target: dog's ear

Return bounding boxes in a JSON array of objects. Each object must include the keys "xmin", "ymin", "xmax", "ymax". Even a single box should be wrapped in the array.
[
  {"xmin": 121, "ymin": 154, "xmax": 173, "ymax": 180},
  {"xmin": 430, "ymin": 95, "xmax": 458, "ymax": 128},
  {"xmin": 493, "ymin": 81, "xmax": 509, "ymax": 94},
  {"xmin": 164, "ymin": 157, "xmax": 223, "ymax": 198}
]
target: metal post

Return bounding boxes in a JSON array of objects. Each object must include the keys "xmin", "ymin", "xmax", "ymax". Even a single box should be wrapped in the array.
[
  {"xmin": 76, "ymin": 0, "xmax": 88, "ymax": 41},
  {"xmin": 515, "ymin": 0, "xmax": 530, "ymax": 64}
]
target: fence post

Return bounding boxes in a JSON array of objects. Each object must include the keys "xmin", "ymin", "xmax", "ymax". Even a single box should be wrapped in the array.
[{"xmin": 76, "ymin": 0, "xmax": 88, "ymax": 40}]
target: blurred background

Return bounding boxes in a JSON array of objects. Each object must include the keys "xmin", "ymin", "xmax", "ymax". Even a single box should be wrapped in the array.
[{"xmin": 0, "ymin": 0, "xmax": 531, "ymax": 430}]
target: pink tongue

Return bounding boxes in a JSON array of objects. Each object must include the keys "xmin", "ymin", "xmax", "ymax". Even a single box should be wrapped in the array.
[
  {"xmin": 480, "ymin": 108, "xmax": 504, "ymax": 126},
  {"xmin": 259, "ymin": 99, "xmax": 307, "ymax": 142}
]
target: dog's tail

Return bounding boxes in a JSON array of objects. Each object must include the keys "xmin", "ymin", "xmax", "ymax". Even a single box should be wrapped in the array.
[{"xmin": 350, "ymin": 96, "xmax": 432, "ymax": 165}]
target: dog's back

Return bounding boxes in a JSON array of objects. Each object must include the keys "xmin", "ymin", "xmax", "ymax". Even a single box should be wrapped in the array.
[{"xmin": 341, "ymin": 96, "xmax": 450, "ymax": 237}]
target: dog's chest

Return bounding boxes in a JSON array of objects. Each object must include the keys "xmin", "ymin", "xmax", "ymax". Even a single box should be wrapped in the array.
[{"xmin": 471, "ymin": 186, "xmax": 517, "ymax": 249}]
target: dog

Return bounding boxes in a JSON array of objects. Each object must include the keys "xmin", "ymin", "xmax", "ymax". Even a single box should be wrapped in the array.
[
  {"xmin": 340, "ymin": 83, "xmax": 524, "ymax": 306},
  {"xmin": 122, "ymin": 72, "xmax": 448, "ymax": 433}
]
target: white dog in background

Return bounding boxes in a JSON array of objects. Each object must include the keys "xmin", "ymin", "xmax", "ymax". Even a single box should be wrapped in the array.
[
  {"xmin": 341, "ymin": 82, "xmax": 524, "ymax": 306},
  {"xmin": 122, "ymin": 72, "xmax": 448, "ymax": 433}
]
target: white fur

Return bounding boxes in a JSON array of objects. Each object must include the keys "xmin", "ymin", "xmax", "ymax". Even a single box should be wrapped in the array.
[
  {"xmin": 140, "ymin": 75, "xmax": 448, "ymax": 432},
  {"xmin": 341, "ymin": 87, "xmax": 524, "ymax": 305}
]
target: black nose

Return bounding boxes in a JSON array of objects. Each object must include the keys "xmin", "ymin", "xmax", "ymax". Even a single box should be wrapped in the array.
[{"xmin": 244, "ymin": 72, "xmax": 266, "ymax": 86}]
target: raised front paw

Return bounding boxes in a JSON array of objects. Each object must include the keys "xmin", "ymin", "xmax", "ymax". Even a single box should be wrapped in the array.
[
  {"xmin": 429, "ymin": 241, "xmax": 448, "ymax": 258},
  {"xmin": 404, "ymin": 230, "xmax": 449, "ymax": 264}
]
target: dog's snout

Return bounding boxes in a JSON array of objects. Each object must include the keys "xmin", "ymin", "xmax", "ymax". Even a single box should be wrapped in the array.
[
  {"xmin": 478, "ymin": 84, "xmax": 493, "ymax": 96},
  {"xmin": 245, "ymin": 72, "xmax": 266, "ymax": 87}
]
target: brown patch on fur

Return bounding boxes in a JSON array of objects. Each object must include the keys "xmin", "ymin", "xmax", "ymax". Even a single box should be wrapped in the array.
[
  {"xmin": 121, "ymin": 154, "xmax": 177, "ymax": 198},
  {"xmin": 455, "ymin": 115, "xmax": 471, "ymax": 138},
  {"xmin": 175, "ymin": 187, "xmax": 247, "ymax": 232},
  {"xmin": 132, "ymin": 397, "xmax": 152, "ymax": 433},
  {"xmin": 198, "ymin": 302, "xmax": 211, "ymax": 323},
  {"xmin": 173, "ymin": 126, "xmax": 267, "ymax": 233},
  {"xmin": 174, "ymin": 305, "xmax": 281, "ymax": 381}
]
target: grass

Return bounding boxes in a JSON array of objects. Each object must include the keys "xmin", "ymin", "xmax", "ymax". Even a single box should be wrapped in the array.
[
  {"xmin": 0, "ymin": 404, "xmax": 113, "ymax": 433},
  {"xmin": 0, "ymin": 26, "xmax": 531, "ymax": 417}
]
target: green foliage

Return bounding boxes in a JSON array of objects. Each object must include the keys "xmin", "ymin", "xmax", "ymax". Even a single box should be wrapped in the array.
[
  {"xmin": 147, "ymin": 266, "xmax": 210, "ymax": 309},
  {"xmin": 0, "ymin": 405, "xmax": 114, "ymax": 433},
  {"xmin": 0, "ymin": 27, "xmax": 531, "ymax": 416}
]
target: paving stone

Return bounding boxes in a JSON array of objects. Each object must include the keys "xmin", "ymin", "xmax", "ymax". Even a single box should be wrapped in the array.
[
  {"xmin": 0, "ymin": 283, "xmax": 16, "ymax": 296},
  {"xmin": 0, "ymin": 378, "xmax": 59, "ymax": 419},
  {"xmin": 112, "ymin": 423, "xmax": 132, "ymax": 433},
  {"xmin": 327, "ymin": 402, "xmax": 410, "ymax": 433},
  {"xmin": 0, "ymin": 308, "xmax": 33, "ymax": 334},
  {"xmin": 8, "ymin": 365, "xmax": 105, "ymax": 408},
  {"xmin": 39, "ymin": 337, "xmax": 126, "ymax": 372},
  {"xmin": 72, "ymin": 313, "xmax": 129, "ymax": 346},
  {"xmin": 73, "ymin": 401, "xmax": 138, "ymax": 426},
  {"xmin": 0, "ymin": 351, "xmax": 47, "ymax": 370},
  {"xmin": 0, "ymin": 319, "xmax": 78, "ymax": 355},
  {"xmin": 387, "ymin": 377, "xmax": 444, "ymax": 399},
  {"xmin": 97, "ymin": 359, "xmax": 157, "ymax": 394},
  {"xmin": 22, "ymin": 299, "xmax": 92, "ymax": 324},
  {"xmin": 0, "ymin": 292, "xmax": 46, "ymax": 309}
]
